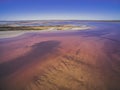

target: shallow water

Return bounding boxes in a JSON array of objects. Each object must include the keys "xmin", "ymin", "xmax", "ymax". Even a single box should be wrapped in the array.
[{"xmin": 0, "ymin": 21, "xmax": 120, "ymax": 90}]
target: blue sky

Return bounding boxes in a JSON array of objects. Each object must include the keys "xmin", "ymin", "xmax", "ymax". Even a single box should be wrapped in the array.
[{"xmin": 0, "ymin": 0, "xmax": 120, "ymax": 20}]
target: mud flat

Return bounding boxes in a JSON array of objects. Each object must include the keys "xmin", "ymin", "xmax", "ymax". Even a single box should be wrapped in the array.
[
  {"xmin": 0, "ymin": 22, "xmax": 120, "ymax": 90},
  {"xmin": 0, "ymin": 24, "xmax": 92, "ymax": 31}
]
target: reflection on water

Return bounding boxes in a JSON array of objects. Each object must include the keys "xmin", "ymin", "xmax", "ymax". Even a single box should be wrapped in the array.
[
  {"xmin": 0, "ymin": 21, "xmax": 120, "ymax": 90},
  {"xmin": 0, "ymin": 40, "xmax": 60, "ymax": 78}
]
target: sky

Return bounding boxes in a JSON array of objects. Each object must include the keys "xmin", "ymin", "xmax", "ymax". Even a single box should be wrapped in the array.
[{"xmin": 0, "ymin": 0, "xmax": 120, "ymax": 20}]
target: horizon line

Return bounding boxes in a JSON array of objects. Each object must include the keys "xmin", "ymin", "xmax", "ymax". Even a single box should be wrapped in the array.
[{"xmin": 0, "ymin": 19, "xmax": 120, "ymax": 22}]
